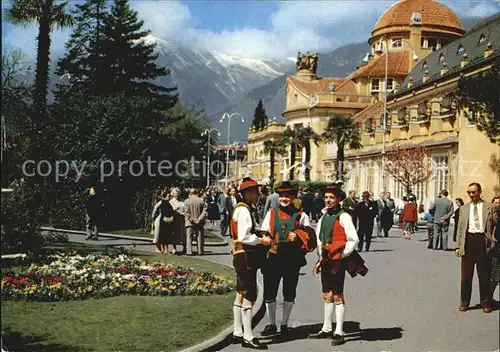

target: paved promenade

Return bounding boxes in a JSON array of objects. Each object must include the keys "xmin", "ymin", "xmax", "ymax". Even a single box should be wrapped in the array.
[{"xmin": 66, "ymin": 225, "xmax": 500, "ymax": 352}]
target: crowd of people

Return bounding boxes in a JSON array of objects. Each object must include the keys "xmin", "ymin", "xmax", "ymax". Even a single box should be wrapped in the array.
[{"xmin": 84, "ymin": 180, "xmax": 500, "ymax": 349}]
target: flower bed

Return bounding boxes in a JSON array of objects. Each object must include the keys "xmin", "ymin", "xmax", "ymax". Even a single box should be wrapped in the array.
[{"xmin": 1, "ymin": 252, "xmax": 234, "ymax": 301}]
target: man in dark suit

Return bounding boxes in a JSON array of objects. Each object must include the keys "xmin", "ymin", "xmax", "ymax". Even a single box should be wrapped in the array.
[
  {"xmin": 313, "ymin": 192, "xmax": 325, "ymax": 221},
  {"xmin": 455, "ymin": 182, "xmax": 497, "ymax": 313},
  {"xmin": 355, "ymin": 191, "xmax": 378, "ymax": 252},
  {"xmin": 299, "ymin": 188, "xmax": 315, "ymax": 219},
  {"xmin": 343, "ymin": 190, "xmax": 358, "ymax": 229},
  {"xmin": 218, "ymin": 187, "xmax": 229, "ymax": 237}
]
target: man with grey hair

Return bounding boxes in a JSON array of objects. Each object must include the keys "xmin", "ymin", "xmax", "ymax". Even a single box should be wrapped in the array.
[
  {"xmin": 429, "ymin": 189, "xmax": 454, "ymax": 250},
  {"xmin": 184, "ymin": 188, "xmax": 208, "ymax": 255}
]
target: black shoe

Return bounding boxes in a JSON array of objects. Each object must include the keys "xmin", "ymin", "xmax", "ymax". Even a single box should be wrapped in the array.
[
  {"xmin": 85, "ymin": 236, "xmax": 92, "ymax": 241},
  {"xmin": 232, "ymin": 335, "xmax": 244, "ymax": 344},
  {"xmin": 309, "ymin": 330, "xmax": 331, "ymax": 339},
  {"xmin": 331, "ymin": 334, "xmax": 345, "ymax": 346},
  {"xmin": 261, "ymin": 324, "xmax": 277, "ymax": 336},
  {"xmin": 242, "ymin": 338, "xmax": 268, "ymax": 349},
  {"xmin": 280, "ymin": 325, "xmax": 289, "ymax": 334}
]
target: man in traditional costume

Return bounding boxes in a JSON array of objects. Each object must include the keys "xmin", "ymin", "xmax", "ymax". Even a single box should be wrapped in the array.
[
  {"xmin": 309, "ymin": 185, "xmax": 368, "ymax": 346},
  {"xmin": 259, "ymin": 181, "xmax": 317, "ymax": 337},
  {"xmin": 231, "ymin": 177, "xmax": 272, "ymax": 350}
]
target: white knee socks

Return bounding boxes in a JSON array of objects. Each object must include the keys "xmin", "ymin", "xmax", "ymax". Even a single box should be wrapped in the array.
[
  {"xmin": 233, "ymin": 304, "xmax": 243, "ymax": 337},
  {"xmin": 282, "ymin": 301, "xmax": 294, "ymax": 326},
  {"xmin": 266, "ymin": 301, "xmax": 277, "ymax": 326},
  {"xmin": 242, "ymin": 306, "xmax": 254, "ymax": 341},
  {"xmin": 334, "ymin": 303, "xmax": 345, "ymax": 336},
  {"xmin": 321, "ymin": 302, "xmax": 334, "ymax": 332}
]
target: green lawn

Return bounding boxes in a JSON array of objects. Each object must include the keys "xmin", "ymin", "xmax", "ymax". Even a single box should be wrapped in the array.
[
  {"xmin": 109, "ymin": 228, "xmax": 226, "ymax": 243},
  {"xmin": 1, "ymin": 242, "xmax": 235, "ymax": 352}
]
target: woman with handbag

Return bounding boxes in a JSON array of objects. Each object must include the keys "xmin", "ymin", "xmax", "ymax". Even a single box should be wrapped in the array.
[{"xmin": 152, "ymin": 191, "xmax": 176, "ymax": 254}]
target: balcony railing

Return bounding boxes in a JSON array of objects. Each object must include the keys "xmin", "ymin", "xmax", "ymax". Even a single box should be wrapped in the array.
[{"xmin": 310, "ymin": 93, "xmax": 376, "ymax": 107}]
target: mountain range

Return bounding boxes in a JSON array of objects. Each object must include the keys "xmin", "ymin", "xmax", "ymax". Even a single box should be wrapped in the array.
[{"xmin": 145, "ymin": 16, "xmax": 485, "ymax": 144}]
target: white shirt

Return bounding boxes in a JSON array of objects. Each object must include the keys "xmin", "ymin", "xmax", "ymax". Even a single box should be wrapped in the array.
[
  {"xmin": 316, "ymin": 210, "xmax": 359, "ymax": 259},
  {"xmin": 260, "ymin": 207, "xmax": 311, "ymax": 234},
  {"xmin": 232, "ymin": 205, "xmax": 260, "ymax": 246},
  {"xmin": 468, "ymin": 201, "xmax": 484, "ymax": 233},
  {"xmin": 231, "ymin": 196, "xmax": 237, "ymax": 207}
]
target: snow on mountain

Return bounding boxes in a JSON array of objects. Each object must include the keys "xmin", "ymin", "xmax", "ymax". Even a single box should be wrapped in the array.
[{"xmin": 135, "ymin": 35, "xmax": 294, "ymax": 112}]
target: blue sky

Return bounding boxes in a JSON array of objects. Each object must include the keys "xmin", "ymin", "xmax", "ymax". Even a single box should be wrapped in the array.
[{"xmin": 2, "ymin": 0, "xmax": 499, "ymax": 60}]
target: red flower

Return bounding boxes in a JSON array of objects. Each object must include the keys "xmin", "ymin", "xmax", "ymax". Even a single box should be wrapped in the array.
[
  {"xmin": 3, "ymin": 276, "xmax": 14, "ymax": 282},
  {"xmin": 118, "ymin": 267, "xmax": 131, "ymax": 274},
  {"xmin": 49, "ymin": 275, "xmax": 63, "ymax": 283}
]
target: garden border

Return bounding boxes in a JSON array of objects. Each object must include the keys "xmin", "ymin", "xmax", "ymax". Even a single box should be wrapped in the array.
[
  {"xmin": 179, "ymin": 271, "xmax": 265, "ymax": 352},
  {"xmin": 40, "ymin": 226, "xmax": 228, "ymax": 247}
]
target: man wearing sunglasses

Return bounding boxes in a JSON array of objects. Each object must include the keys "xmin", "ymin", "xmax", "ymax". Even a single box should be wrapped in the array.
[{"xmin": 455, "ymin": 182, "xmax": 498, "ymax": 313}]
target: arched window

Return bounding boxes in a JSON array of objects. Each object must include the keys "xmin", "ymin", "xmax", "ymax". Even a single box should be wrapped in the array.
[
  {"xmin": 438, "ymin": 53, "xmax": 445, "ymax": 63},
  {"xmin": 422, "ymin": 61, "xmax": 428, "ymax": 70},
  {"xmin": 478, "ymin": 34, "xmax": 486, "ymax": 45},
  {"xmin": 457, "ymin": 44, "xmax": 465, "ymax": 55}
]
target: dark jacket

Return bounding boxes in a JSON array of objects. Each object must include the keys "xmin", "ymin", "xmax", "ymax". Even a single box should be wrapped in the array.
[
  {"xmin": 86, "ymin": 194, "xmax": 102, "ymax": 219},
  {"xmin": 355, "ymin": 200, "xmax": 378, "ymax": 227}
]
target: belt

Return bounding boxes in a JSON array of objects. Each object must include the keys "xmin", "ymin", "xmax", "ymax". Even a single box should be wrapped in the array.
[{"xmin": 466, "ymin": 231, "xmax": 485, "ymax": 235}]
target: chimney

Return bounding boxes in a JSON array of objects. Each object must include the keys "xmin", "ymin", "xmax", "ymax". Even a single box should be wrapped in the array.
[
  {"xmin": 422, "ymin": 70, "xmax": 429, "ymax": 82},
  {"xmin": 484, "ymin": 42, "xmax": 494, "ymax": 58},
  {"xmin": 407, "ymin": 76, "xmax": 414, "ymax": 88},
  {"xmin": 460, "ymin": 53, "xmax": 469, "ymax": 68},
  {"xmin": 440, "ymin": 62, "xmax": 449, "ymax": 76}
]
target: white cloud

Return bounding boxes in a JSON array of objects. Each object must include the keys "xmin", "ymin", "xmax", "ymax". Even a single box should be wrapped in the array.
[{"xmin": 2, "ymin": 0, "xmax": 499, "ymax": 61}]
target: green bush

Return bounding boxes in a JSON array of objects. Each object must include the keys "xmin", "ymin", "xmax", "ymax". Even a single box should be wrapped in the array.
[
  {"xmin": 1, "ymin": 183, "xmax": 67, "ymax": 254},
  {"xmin": 289, "ymin": 181, "xmax": 331, "ymax": 195}
]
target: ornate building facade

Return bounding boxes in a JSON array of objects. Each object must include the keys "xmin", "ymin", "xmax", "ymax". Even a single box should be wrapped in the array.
[{"xmin": 247, "ymin": 0, "xmax": 499, "ymax": 205}]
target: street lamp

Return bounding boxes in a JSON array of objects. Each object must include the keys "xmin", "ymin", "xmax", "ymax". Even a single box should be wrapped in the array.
[
  {"xmin": 220, "ymin": 112, "xmax": 244, "ymax": 185},
  {"xmin": 201, "ymin": 128, "xmax": 221, "ymax": 188}
]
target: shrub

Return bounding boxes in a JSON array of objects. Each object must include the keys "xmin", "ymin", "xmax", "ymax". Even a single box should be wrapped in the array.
[{"xmin": 289, "ymin": 181, "xmax": 331, "ymax": 195}]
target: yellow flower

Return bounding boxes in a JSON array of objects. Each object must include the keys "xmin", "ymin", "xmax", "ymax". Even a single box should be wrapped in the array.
[
  {"xmin": 87, "ymin": 286, "xmax": 93, "ymax": 292},
  {"xmin": 50, "ymin": 283, "xmax": 62, "ymax": 289},
  {"xmin": 168, "ymin": 285, "xmax": 176, "ymax": 290},
  {"xmin": 127, "ymin": 282, "xmax": 137, "ymax": 289}
]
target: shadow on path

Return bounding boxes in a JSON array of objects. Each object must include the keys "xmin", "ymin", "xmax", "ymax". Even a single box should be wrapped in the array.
[
  {"xmin": 361, "ymin": 249, "xmax": 394, "ymax": 252},
  {"xmin": 263, "ymin": 321, "xmax": 403, "ymax": 345}
]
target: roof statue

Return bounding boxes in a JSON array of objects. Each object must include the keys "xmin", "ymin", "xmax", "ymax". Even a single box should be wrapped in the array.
[{"xmin": 296, "ymin": 52, "xmax": 318, "ymax": 74}]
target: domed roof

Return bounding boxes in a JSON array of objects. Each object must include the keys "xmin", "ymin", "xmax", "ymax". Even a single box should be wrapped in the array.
[{"xmin": 373, "ymin": 0, "xmax": 463, "ymax": 34}]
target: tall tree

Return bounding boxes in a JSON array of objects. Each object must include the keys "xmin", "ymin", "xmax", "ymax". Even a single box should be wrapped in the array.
[
  {"xmin": 282, "ymin": 127, "xmax": 297, "ymax": 180},
  {"xmin": 251, "ymin": 99, "xmax": 267, "ymax": 130},
  {"xmin": 455, "ymin": 57, "xmax": 500, "ymax": 145},
  {"xmin": 7, "ymin": 0, "xmax": 73, "ymax": 143},
  {"xmin": 55, "ymin": 0, "xmax": 108, "ymax": 95},
  {"xmin": 385, "ymin": 145, "xmax": 430, "ymax": 194},
  {"xmin": 321, "ymin": 115, "xmax": 363, "ymax": 180},
  {"xmin": 295, "ymin": 126, "xmax": 321, "ymax": 181},
  {"xmin": 263, "ymin": 139, "xmax": 286, "ymax": 187},
  {"xmin": 100, "ymin": 0, "xmax": 177, "ymax": 110}
]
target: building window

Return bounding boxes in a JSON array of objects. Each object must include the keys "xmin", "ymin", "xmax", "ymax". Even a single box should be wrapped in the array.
[
  {"xmin": 413, "ymin": 181, "xmax": 426, "ymax": 205},
  {"xmin": 391, "ymin": 38, "xmax": 403, "ymax": 48},
  {"xmin": 371, "ymin": 78, "xmax": 380, "ymax": 92},
  {"xmin": 386, "ymin": 77, "xmax": 394, "ymax": 91},
  {"xmin": 457, "ymin": 44, "xmax": 465, "ymax": 55},
  {"xmin": 422, "ymin": 61, "xmax": 428, "ymax": 70},
  {"xmin": 365, "ymin": 118, "xmax": 374, "ymax": 132},
  {"xmin": 467, "ymin": 110, "xmax": 478, "ymax": 124},
  {"xmin": 478, "ymin": 34, "xmax": 486, "ymax": 45},
  {"xmin": 432, "ymin": 156, "xmax": 449, "ymax": 195},
  {"xmin": 428, "ymin": 37, "xmax": 438, "ymax": 51},
  {"xmin": 438, "ymin": 53, "xmax": 445, "ymax": 63}
]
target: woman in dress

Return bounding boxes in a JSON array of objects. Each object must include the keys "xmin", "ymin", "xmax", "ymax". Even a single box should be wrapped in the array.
[
  {"xmin": 169, "ymin": 187, "xmax": 186, "ymax": 254},
  {"xmin": 152, "ymin": 190, "xmax": 175, "ymax": 254},
  {"xmin": 207, "ymin": 189, "xmax": 220, "ymax": 226},
  {"xmin": 400, "ymin": 195, "xmax": 417, "ymax": 239}
]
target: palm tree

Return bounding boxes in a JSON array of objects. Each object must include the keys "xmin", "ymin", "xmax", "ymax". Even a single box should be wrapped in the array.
[
  {"xmin": 295, "ymin": 126, "xmax": 321, "ymax": 181},
  {"xmin": 263, "ymin": 138, "xmax": 286, "ymax": 188},
  {"xmin": 322, "ymin": 115, "xmax": 363, "ymax": 181},
  {"xmin": 282, "ymin": 126, "xmax": 296, "ymax": 180},
  {"xmin": 7, "ymin": 0, "xmax": 73, "ymax": 139}
]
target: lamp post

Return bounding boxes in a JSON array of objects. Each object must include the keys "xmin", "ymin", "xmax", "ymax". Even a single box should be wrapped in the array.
[
  {"xmin": 220, "ymin": 112, "xmax": 244, "ymax": 186},
  {"xmin": 201, "ymin": 128, "xmax": 220, "ymax": 188}
]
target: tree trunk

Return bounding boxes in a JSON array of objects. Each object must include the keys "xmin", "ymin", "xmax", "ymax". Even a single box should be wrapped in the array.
[
  {"xmin": 34, "ymin": 6, "xmax": 52, "ymax": 155},
  {"xmin": 305, "ymin": 142, "xmax": 311, "ymax": 181},
  {"xmin": 269, "ymin": 149, "xmax": 275, "ymax": 188},
  {"xmin": 336, "ymin": 142, "xmax": 345, "ymax": 181},
  {"xmin": 289, "ymin": 142, "xmax": 296, "ymax": 180}
]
